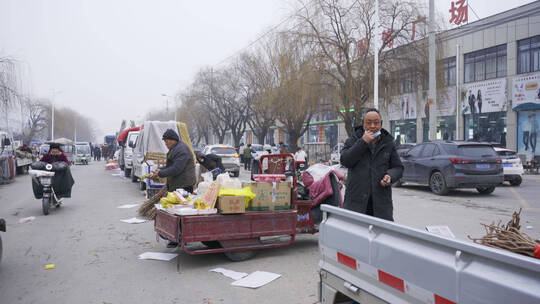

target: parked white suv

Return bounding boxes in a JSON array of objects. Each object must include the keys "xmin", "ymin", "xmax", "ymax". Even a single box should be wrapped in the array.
[
  {"xmin": 203, "ymin": 144, "xmax": 240, "ymax": 177},
  {"xmin": 494, "ymin": 147, "xmax": 524, "ymax": 186}
]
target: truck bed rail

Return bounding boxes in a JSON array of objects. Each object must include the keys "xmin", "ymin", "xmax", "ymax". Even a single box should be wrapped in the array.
[{"xmin": 319, "ymin": 205, "xmax": 540, "ymax": 304}]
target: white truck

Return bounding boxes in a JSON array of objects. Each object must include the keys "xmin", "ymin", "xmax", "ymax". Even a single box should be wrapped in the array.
[
  {"xmin": 131, "ymin": 121, "xmax": 178, "ymax": 191},
  {"xmin": 318, "ymin": 205, "xmax": 540, "ymax": 304}
]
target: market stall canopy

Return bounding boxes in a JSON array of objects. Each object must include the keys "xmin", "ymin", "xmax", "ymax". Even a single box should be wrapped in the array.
[
  {"xmin": 117, "ymin": 126, "xmax": 140, "ymax": 144},
  {"xmin": 46, "ymin": 138, "xmax": 74, "ymax": 146}
]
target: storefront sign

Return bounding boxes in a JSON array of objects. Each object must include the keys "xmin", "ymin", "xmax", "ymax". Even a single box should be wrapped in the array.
[
  {"xmin": 421, "ymin": 87, "xmax": 457, "ymax": 118},
  {"xmin": 449, "ymin": 0, "xmax": 468, "ymax": 26},
  {"xmin": 461, "ymin": 78, "xmax": 507, "ymax": 114},
  {"xmin": 388, "ymin": 93, "xmax": 418, "ymax": 121},
  {"xmin": 512, "ymin": 73, "xmax": 540, "ymax": 109}
]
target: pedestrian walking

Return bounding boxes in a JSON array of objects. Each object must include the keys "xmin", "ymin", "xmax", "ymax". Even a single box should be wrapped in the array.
[
  {"xmin": 239, "ymin": 143, "xmax": 245, "ymax": 164},
  {"xmin": 340, "ymin": 108, "xmax": 403, "ymax": 221},
  {"xmin": 243, "ymin": 144, "xmax": 252, "ymax": 171}
]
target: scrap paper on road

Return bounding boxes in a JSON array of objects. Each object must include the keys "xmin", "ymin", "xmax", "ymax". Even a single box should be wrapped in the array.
[
  {"xmin": 138, "ymin": 252, "xmax": 178, "ymax": 261},
  {"xmin": 117, "ymin": 204, "xmax": 139, "ymax": 209},
  {"xmin": 120, "ymin": 217, "xmax": 147, "ymax": 224},
  {"xmin": 231, "ymin": 271, "xmax": 281, "ymax": 289},
  {"xmin": 210, "ymin": 268, "xmax": 248, "ymax": 281}
]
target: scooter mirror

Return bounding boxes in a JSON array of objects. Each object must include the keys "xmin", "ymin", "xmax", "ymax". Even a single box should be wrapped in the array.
[{"xmin": 45, "ymin": 163, "xmax": 53, "ymax": 170}]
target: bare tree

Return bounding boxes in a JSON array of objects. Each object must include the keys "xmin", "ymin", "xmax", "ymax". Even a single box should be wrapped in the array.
[
  {"xmin": 295, "ymin": 0, "xmax": 425, "ymax": 136},
  {"xmin": 237, "ymin": 50, "xmax": 277, "ymax": 144},
  {"xmin": 20, "ymin": 98, "xmax": 49, "ymax": 144},
  {"xmin": 0, "ymin": 57, "xmax": 21, "ymax": 131}
]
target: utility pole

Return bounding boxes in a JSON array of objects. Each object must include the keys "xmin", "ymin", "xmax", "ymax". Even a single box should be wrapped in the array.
[
  {"xmin": 374, "ymin": 0, "xmax": 380, "ymax": 110},
  {"xmin": 428, "ymin": 0, "xmax": 437, "ymax": 140}
]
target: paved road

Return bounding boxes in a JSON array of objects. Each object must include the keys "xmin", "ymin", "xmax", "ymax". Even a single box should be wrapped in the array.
[{"xmin": 0, "ymin": 162, "xmax": 538, "ymax": 304}]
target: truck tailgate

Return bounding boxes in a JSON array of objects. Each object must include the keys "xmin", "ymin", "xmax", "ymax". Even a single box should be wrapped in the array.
[{"xmin": 318, "ymin": 205, "xmax": 540, "ymax": 304}]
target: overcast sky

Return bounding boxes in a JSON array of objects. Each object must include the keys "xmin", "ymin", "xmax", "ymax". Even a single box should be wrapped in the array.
[{"xmin": 0, "ymin": 0, "xmax": 536, "ymax": 141}]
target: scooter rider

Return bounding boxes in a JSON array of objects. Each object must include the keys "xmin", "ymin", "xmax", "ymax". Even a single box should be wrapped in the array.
[{"xmin": 40, "ymin": 143, "xmax": 70, "ymax": 166}]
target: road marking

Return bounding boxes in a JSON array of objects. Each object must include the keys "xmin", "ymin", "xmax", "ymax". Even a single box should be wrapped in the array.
[{"xmin": 509, "ymin": 187, "xmax": 531, "ymax": 209}]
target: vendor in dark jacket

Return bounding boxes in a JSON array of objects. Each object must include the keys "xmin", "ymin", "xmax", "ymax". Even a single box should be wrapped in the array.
[
  {"xmin": 340, "ymin": 108, "xmax": 403, "ymax": 221},
  {"xmin": 150, "ymin": 129, "xmax": 196, "ymax": 192},
  {"xmin": 195, "ymin": 151, "xmax": 225, "ymax": 173}
]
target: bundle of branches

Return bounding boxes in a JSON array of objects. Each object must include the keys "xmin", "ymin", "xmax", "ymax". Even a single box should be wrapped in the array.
[
  {"xmin": 469, "ymin": 209, "xmax": 540, "ymax": 259},
  {"xmin": 138, "ymin": 185, "xmax": 167, "ymax": 220}
]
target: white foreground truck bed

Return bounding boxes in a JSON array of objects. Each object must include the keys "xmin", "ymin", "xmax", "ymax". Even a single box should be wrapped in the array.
[{"xmin": 318, "ymin": 205, "xmax": 540, "ymax": 304}]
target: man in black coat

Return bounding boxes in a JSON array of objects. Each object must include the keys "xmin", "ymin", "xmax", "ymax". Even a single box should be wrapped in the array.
[
  {"xmin": 150, "ymin": 129, "xmax": 196, "ymax": 192},
  {"xmin": 340, "ymin": 108, "xmax": 403, "ymax": 221}
]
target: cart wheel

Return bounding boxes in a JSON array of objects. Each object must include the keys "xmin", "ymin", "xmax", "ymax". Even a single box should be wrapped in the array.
[
  {"xmin": 201, "ymin": 241, "xmax": 221, "ymax": 249},
  {"xmin": 224, "ymin": 250, "xmax": 256, "ymax": 262}
]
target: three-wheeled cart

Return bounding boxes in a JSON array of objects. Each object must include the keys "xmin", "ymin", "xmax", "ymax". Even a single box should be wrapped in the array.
[{"xmin": 154, "ymin": 154, "xmax": 319, "ymax": 268}]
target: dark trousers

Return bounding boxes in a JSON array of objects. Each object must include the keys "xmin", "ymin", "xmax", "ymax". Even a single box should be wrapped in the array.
[{"xmin": 244, "ymin": 158, "xmax": 251, "ymax": 170}]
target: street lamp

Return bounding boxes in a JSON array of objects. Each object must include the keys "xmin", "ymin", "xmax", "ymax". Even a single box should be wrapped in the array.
[
  {"xmin": 51, "ymin": 90, "xmax": 62, "ymax": 140},
  {"xmin": 161, "ymin": 93, "xmax": 177, "ymax": 121}
]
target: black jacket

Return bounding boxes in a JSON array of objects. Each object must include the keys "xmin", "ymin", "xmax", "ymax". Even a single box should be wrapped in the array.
[
  {"xmin": 199, "ymin": 153, "xmax": 225, "ymax": 172},
  {"xmin": 158, "ymin": 141, "xmax": 196, "ymax": 191},
  {"xmin": 340, "ymin": 126, "xmax": 403, "ymax": 221}
]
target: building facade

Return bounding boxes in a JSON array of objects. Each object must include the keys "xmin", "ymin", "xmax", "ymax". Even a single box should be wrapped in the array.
[{"xmin": 383, "ymin": 1, "xmax": 540, "ymax": 162}]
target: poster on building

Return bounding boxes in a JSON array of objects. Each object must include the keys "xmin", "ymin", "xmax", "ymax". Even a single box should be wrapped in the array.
[
  {"xmin": 517, "ymin": 110, "xmax": 540, "ymax": 159},
  {"xmin": 461, "ymin": 78, "xmax": 507, "ymax": 114},
  {"xmin": 388, "ymin": 93, "xmax": 418, "ymax": 121},
  {"xmin": 512, "ymin": 73, "xmax": 540, "ymax": 109},
  {"xmin": 420, "ymin": 87, "xmax": 457, "ymax": 118}
]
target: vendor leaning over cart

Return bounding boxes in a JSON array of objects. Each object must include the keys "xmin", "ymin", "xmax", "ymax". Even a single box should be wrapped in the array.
[
  {"xmin": 150, "ymin": 129, "xmax": 196, "ymax": 193},
  {"xmin": 195, "ymin": 151, "xmax": 225, "ymax": 180}
]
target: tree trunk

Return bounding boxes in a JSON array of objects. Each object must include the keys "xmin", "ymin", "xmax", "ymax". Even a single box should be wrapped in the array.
[{"xmin": 287, "ymin": 131, "xmax": 300, "ymax": 154}]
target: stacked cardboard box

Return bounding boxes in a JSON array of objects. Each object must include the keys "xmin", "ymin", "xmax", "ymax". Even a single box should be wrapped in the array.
[{"xmin": 242, "ymin": 181, "xmax": 291, "ymax": 211}]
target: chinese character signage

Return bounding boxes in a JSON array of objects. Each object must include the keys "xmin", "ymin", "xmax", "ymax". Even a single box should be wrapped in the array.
[
  {"xmin": 512, "ymin": 72, "xmax": 540, "ymax": 109},
  {"xmin": 461, "ymin": 78, "xmax": 507, "ymax": 114},
  {"xmin": 449, "ymin": 0, "xmax": 468, "ymax": 26}
]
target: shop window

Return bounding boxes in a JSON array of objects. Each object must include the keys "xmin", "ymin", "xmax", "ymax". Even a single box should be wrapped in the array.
[
  {"xmin": 464, "ymin": 112, "xmax": 507, "ymax": 144},
  {"xmin": 442, "ymin": 57, "xmax": 456, "ymax": 86},
  {"xmin": 391, "ymin": 119, "xmax": 417, "ymax": 144},
  {"xmin": 422, "ymin": 116, "xmax": 456, "ymax": 141},
  {"xmin": 399, "ymin": 70, "xmax": 415, "ymax": 94},
  {"xmin": 518, "ymin": 35, "xmax": 540, "ymax": 74},
  {"xmin": 464, "ymin": 45, "xmax": 506, "ymax": 83}
]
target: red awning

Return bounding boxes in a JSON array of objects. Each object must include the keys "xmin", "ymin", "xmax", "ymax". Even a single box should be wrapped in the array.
[{"xmin": 117, "ymin": 126, "xmax": 140, "ymax": 144}]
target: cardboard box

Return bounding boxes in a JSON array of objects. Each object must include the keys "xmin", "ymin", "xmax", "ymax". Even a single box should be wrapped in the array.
[
  {"xmin": 242, "ymin": 181, "xmax": 291, "ymax": 211},
  {"xmin": 218, "ymin": 196, "xmax": 246, "ymax": 214}
]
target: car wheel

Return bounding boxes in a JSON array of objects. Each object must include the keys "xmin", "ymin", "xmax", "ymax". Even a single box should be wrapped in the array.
[
  {"xmin": 510, "ymin": 176, "xmax": 522, "ymax": 186},
  {"xmin": 131, "ymin": 168, "xmax": 137, "ymax": 183},
  {"xmin": 476, "ymin": 186, "xmax": 495, "ymax": 194},
  {"xmin": 233, "ymin": 171, "xmax": 239, "ymax": 177},
  {"xmin": 429, "ymin": 172, "xmax": 449, "ymax": 195}
]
